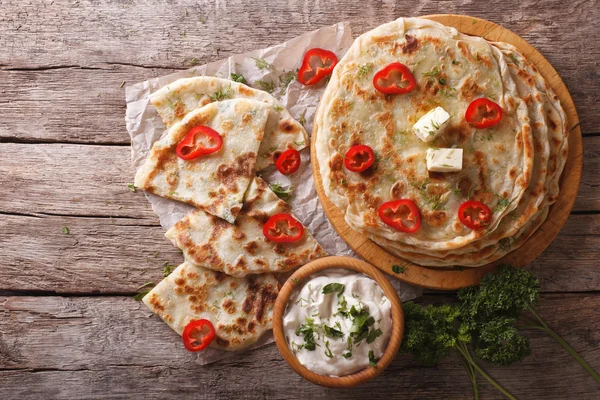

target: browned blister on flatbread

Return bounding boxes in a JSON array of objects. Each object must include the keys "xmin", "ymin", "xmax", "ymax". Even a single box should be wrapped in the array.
[
  {"xmin": 135, "ymin": 99, "xmax": 270, "ymax": 223},
  {"xmin": 150, "ymin": 77, "xmax": 308, "ymax": 171},
  {"xmin": 166, "ymin": 176, "xmax": 327, "ymax": 276},
  {"xmin": 143, "ymin": 262, "xmax": 279, "ymax": 351}
]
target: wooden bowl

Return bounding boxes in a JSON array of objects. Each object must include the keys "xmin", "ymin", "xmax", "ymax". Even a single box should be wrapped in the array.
[{"xmin": 272, "ymin": 256, "xmax": 404, "ymax": 388}]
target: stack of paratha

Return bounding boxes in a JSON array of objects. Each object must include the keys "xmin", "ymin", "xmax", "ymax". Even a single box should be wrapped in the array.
[
  {"xmin": 315, "ymin": 18, "xmax": 567, "ymax": 267},
  {"xmin": 136, "ymin": 77, "xmax": 326, "ymax": 351}
]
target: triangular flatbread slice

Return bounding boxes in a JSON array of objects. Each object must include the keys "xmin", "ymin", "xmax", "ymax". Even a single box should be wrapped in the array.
[
  {"xmin": 135, "ymin": 99, "xmax": 270, "ymax": 223},
  {"xmin": 143, "ymin": 261, "xmax": 279, "ymax": 351},
  {"xmin": 165, "ymin": 177, "xmax": 327, "ymax": 277},
  {"xmin": 150, "ymin": 76, "xmax": 308, "ymax": 171}
]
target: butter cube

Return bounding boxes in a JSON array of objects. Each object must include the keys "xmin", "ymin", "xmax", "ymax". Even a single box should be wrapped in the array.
[
  {"xmin": 426, "ymin": 148, "xmax": 463, "ymax": 172},
  {"xmin": 412, "ymin": 107, "xmax": 451, "ymax": 143}
]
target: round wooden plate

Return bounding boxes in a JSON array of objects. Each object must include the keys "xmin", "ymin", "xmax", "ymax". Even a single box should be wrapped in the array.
[{"xmin": 310, "ymin": 14, "xmax": 583, "ymax": 290}]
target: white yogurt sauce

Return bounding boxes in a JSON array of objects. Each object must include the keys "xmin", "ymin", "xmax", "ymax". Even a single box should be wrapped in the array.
[{"xmin": 283, "ymin": 269, "xmax": 392, "ymax": 376}]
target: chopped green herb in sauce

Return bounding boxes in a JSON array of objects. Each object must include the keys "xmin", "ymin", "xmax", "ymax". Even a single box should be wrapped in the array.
[{"xmin": 368, "ymin": 350, "xmax": 379, "ymax": 367}]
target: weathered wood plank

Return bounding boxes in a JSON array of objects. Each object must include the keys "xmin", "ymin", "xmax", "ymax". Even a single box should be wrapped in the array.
[
  {"xmin": 0, "ymin": 137, "xmax": 598, "ymax": 220},
  {"xmin": 0, "ymin": 1, "xmax": 598, "ymax": 144},
  {"xmin": 1, "ymin": 294, "xmax": 598, "ymax": 399},
  {"xmin": 0, "ymin": 67, "xmax": 173, "ymax": 144},
  {"xmin": 0, "ymin": 212, "xmax": 598, "ymax": 294},
  {"xmin": 0, "ymin": 214, "xmax": 178, "ymax": 293},
  {"xmin": 0, "ymin": 143, "xmax": 155, "ymax": 220}
]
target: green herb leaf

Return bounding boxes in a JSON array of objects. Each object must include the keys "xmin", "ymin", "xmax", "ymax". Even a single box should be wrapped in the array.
[
  {"xmin": 323, "ymin": 324, "xmax": 344, "ymax": 339},
  {"xmin": 268, "ymin": 183, "xmax": 293, "ymax": 201},
  {"xmin": 299, "ymin": 110, "xmax": 307, "ymax": 126},
  {"xmin": 342, "ymin": 351, "xmax": 352, "ymax": 359},
  {"xmin": 127, "ymin": 183, "xmax": 137, "ymax": 193},
  {"xmin": 279, "ymin": 70, "xmax": 297, "ymax": 88},
  {"xmin": 208, "ymin": 86, "xmax": 233, "ymax": 101},
  {"xmin": 324, "ymin": 340, "xmax": 334, "ymax": 358},
  {"xmin": 422, "ymin": 67, "xmax": 440, "ymax": 77},
  {"xmin": 133, "ymin": 282, "xmax": 155, "ymax": 301},
  {"xmin": 296, "ymin": 317, "xmax": 318, "ymax": 351},
  {"xmin": 61, "ymin": 226, "xmax": 70, "ymax": 235},
  {"xmin": 163, "ymin": 262, "xmax": 177, "ymax": 277},
  {"xmin": 252, "ymin": 57, "xmax": 275, "ymax": 71},
  {"xmin": 392, "ymin": 264, "xmax": 407, "ymax": 274},
  {"xmin": 368, "ymin": 350, "xmax": 379, "ymax": 367},
  {"xmin": 136, "ymin": 282, "xmax": 155, "ymax": 291},
  {"xmin": 367, "ymin": 328, "xmax": 383, "ymax": 344},
  {"xmin": 133, "ymin": 291, "xmax": 150, "ymax": 301},
  {"xmin": 274, "ymin": 105, "xmax": 284, "ymax": 112},
  {"xmin": 230, "ymin": 73, "xmax": 247, "ymax": 84},
  {"xmin": 322, "ymin": 283, "xmax": 345, "ymax": 295},
  {"xmin": 255, "ymin": 79, "xmax": 276, "ymax": 93},
  {"xmin": 336, "ymin": 294, "xmax": 348, "ymax": 317},
  {"xmin": 356, "ymin": 62, "xmax": 374, "ymax": 80}
]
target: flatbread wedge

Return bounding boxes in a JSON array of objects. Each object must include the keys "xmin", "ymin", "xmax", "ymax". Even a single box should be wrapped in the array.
[
  {"xmin": 166, "ymin": 176, "xmax": 327, "ymax": 277},
  {"xmin": 143, "ymin": 262, "xmax": 279, "ymax": 351},
  {"xmin": 135, "ymin": 98, "xmax": 270, "ymax": 223},
  {"xmin": 150, "ymin": 76, "xmax": 309, "ymax": 171}
]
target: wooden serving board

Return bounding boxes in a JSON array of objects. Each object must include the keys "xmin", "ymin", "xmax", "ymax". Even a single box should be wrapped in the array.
[{"xmin": 310, "ymin": 14, "xmax": 583, "ymax": 290}]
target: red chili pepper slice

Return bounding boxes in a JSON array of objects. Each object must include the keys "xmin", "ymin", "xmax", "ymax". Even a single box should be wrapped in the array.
[
  {"xmin": 373, "ymin": 62, "xmax": 416, "ymax": 95},
  {"xmin": 378, "ymin": 199, "xmax": 421, "ymax": 233},
  {"xmin": 275, "ymin": 149, "xmax": 301, "ymax": 175},
  {"xmin": 345, "ymin": 145, "xmax": 375, "ymax": 172},
  {"xmin": 263, "ymin": 213, "xmax": 304, "ymax": 243},
  {"xmin": 176, "ymin": 126, "xmax": 223, "ymax": 160},
  {"xmin": 297, "ymin": 48, "xmax": 338, "ymax": 86},
  {"xmin": 458, "ymin": 200, "xmax": 492, "ymax": 230},
  {"xmin": 182, "ymin": 319, "xmax": 215, "ymax": 352},
  {"xmin": 465, "ymin": 98, "xmax": 503, "ymax": 129}
]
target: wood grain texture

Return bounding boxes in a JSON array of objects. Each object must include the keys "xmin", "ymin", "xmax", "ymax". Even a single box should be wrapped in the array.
[
  {"xmin": 0, "ymin": 143, "xmax": 156, "ymax": 220},
  {"xmin": 1, "ymin": 137, "xmax": 599, "ymax": 220},
  {"xmin": 0, "ymin": 0, "xmax": 598, "ymax": 138},
  {"xmin": 0, "ymin": 212, "xmax": 598, "ymax": 294},
  {"xmin": 1, "ymin": 294, "xmax": 599, "ymax": 399},
  {"xmin": 311, "ymin": 14, "xmax": 582, "ymax": 289},
  {"xmin": 0, "ymin": 0, "xmax": 598, "ymax": 397},
  {"xmin": 273, "ymin": 256, "xmax": 404, "ymax": 388}
]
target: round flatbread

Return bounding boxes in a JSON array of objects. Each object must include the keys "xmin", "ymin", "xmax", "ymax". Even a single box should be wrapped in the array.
[{"xmin": 315, "ymin": 18, "xmax": 534, "ymax": 253}]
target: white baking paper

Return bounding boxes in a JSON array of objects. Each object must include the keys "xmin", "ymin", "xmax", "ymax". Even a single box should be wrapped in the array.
[{"xmin": 125, "ymin": 22, "xmax": 422, "ymax": 365}]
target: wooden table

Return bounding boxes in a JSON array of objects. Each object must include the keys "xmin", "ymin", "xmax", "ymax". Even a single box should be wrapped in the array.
[{"xmin": 1, "ymin": 1, "xmax": 599, "ymax": 398}]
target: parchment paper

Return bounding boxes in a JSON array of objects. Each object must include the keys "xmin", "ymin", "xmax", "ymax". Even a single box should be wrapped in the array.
[{"xmin": 125, "ymin": 22, "xmax": 422, "ymax": 365}]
